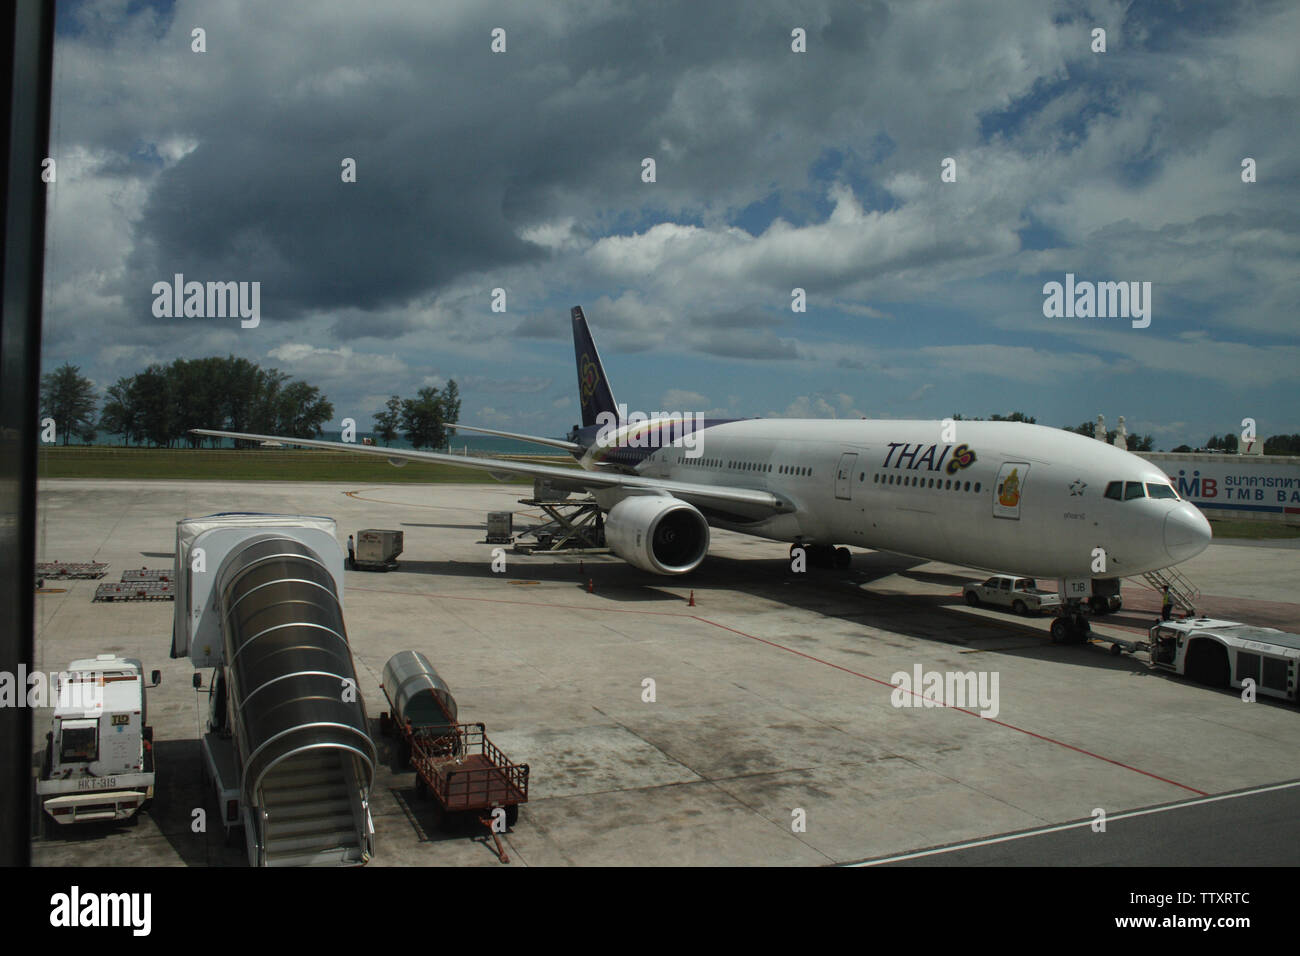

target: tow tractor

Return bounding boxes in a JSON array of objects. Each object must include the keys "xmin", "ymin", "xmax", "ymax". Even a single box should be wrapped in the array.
[
  {"xmin": 35, "ymin": 656, "xmax": 160, "ymax": 829},
  {"xmin": 1138, "ymin": 617, "xmax": 1300, "ymax": 702}
]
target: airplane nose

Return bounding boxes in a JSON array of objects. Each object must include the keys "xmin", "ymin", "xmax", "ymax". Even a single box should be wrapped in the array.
[{"xmin": 1164, "ymin": 504, "xmax": 1211, "ymax": 563}]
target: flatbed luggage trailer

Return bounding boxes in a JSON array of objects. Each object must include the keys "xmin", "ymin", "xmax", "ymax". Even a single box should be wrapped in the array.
[
  {"xmin": 379, "ymin": 650, "xmax": 528, "ymax": 862},
  {"xmin": 410, "ymin": 723, "xmax": 530, "ymax": 862}
]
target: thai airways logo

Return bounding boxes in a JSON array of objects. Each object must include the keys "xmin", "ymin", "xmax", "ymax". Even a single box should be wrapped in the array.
[
  {"xmin": 579, "ymin": 354, "xmax": 598, "ymax": 407},
  {"xmin": 883, "ymin": 442, "xmax": 977, "ymax": 474},
  {"xmin": 945, "ymin": 444, "xmax": 977, "ymax": 475}
]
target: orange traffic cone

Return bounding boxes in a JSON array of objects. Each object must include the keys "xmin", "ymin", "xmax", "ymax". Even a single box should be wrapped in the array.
[
  {"xmin": 587, "ymin": 578, "xmax": 594, "ymax": 593},
  {"xmin": 688, "ymin": 590, "xmax": 695, "ymax": 606}
]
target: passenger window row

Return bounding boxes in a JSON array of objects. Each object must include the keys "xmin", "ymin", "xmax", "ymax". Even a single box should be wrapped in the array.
[
  {"xmin": 675, "ymin": 456, "xmax": 810, "ymax": 476},
  {"xmin": 872, "ymin": 473, "xmax": 981, "ymax": 493}
]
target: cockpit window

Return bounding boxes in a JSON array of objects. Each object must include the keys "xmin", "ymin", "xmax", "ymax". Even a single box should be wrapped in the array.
[
  {"xmin": 1146, "ymin": 483, "xmax": 1178, "ymax": 500},
  {"xmin": 1123, "ymin": 481, "xmax": 1146, "ymax": 500},
  {"xmin": 1104, "ymin": 481, "xmax": 1123, "ymax": 500}
]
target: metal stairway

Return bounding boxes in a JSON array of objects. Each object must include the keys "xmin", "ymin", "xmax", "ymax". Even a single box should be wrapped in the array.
[
  {"xmin": 1133, "ymin": 565, "xmax": 1201, "ymax": 614},
  {"xmin": 260, "ymin": 751, "xmax": 367, "ymax": 867}
]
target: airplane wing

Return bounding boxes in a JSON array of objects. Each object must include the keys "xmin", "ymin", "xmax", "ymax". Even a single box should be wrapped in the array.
[
  {"xmin": 190, "ymin": 429, "xmax": 791, "ymax": 518},
  {"xmin": 445, "ymin": 422, "xmax": 582, "ymax": 454}
]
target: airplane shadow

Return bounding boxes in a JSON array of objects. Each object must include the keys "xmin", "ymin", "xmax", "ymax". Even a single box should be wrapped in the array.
[
  {"xmin": 399, "ymin": 522, "xmax": 486, "ymax": 530},
  {"xmin": 376, "ymin": 547, "xmax": 1295, "ymax": 702}
]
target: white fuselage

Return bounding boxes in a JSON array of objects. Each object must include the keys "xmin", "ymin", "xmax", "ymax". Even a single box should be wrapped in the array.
[{"xmin": 596, "ymin": 418, "xmax": 1211, "ymax": 579}]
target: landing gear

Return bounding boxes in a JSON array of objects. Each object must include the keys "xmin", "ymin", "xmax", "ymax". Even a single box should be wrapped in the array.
[{"xmin": 1050, "ymin": 610, "xmax": 1092, "ymax": 644}]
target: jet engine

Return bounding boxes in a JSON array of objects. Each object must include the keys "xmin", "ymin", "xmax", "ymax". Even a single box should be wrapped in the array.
[{"xmin": 604, "ymin": 495, "xmax": 710, "ymax": 575}]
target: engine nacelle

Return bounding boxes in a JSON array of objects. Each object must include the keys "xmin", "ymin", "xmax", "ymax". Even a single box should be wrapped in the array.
[{"xmin": 604, "ymin": 495, "xmax": 710, "ymax": 575}]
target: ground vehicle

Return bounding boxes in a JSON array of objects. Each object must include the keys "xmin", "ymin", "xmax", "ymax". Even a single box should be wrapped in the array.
[
  {"xmin": 379, "ymin": 651, "xmax": 528, "ymax": 860},
  {"xmin": 36, "ymin": 656, "xmax": 158, "ymax": 827},
  {"xmin": 964, "ymin": 575, "xmax": 1062, "ymax": 616},
  {"xmin": 410, "ymin": 723, "xmax": 529, "ymax": 833},
  {"xmin": 174, "ymin": 513, "xmax": 377, "ymax": 866},
  {"xmin": 1147, "ymin": 617, "xmax": 1299, "ymax": 702}
]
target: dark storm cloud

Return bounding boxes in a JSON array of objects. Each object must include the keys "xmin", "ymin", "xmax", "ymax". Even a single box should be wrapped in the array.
[{"xmin": 99, "ymin": 0, "xmax": 953, "ymax": 323}]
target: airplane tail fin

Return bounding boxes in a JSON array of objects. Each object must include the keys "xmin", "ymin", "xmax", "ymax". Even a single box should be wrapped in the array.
[{"xmin": 572, "ymin": 306, "xmax": 618, "ymax": 428}]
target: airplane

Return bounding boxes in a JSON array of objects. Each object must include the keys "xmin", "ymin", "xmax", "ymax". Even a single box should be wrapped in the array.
[{"xmin": 193, "ymin": 305, "xmax": 1212, "ymax": 643}]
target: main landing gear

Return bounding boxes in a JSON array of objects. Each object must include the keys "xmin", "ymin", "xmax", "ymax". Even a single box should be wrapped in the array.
[
  {"xmin": 790, "ymin": 543, "xmax": 852, "ymax": 569},
  {"xmin": 1050, "ymin": 604, "xmax": 1092, "ymax": 644}
]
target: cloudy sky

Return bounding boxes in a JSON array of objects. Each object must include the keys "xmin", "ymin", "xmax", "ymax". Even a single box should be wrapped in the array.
[{"xmin": 41, "ymin": 0, "xmax": 1300, "ymax": 448}]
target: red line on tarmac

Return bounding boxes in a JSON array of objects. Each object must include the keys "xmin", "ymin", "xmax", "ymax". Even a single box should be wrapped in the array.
[
  {"xmin": 691, "ymin": 615, "xmax": 1207, "ymax": 796},
  {"xmin": 352, "ymin": 584, "xmax": 1208, "ymax": 796}
]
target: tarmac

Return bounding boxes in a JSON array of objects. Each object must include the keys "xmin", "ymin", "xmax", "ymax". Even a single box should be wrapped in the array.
[{"xmin": 29, "ymin": 479, "xmax": 1300, "ymax": 866}]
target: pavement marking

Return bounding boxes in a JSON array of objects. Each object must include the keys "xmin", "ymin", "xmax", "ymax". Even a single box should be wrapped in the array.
[
  {"xmin": 692, "ymin": 616, "xmax": 1208, "ymax": 796},
  {"xmin": 847, "ymin": 778, "xmax": 1300, "ymax": 866}
]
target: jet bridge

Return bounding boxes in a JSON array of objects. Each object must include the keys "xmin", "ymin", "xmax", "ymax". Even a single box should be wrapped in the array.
[{"xmin": 174, "ymin": 514, "xmax": 377, "ymax": 866}]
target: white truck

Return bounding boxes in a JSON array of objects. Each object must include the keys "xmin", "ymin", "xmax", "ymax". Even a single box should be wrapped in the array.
[
  {"xmin": 35, "ymin": 655, "xmax": 159, "ymax": 828},
  {"xmin": 963, "ymin": 575, "xmax": 1063, "ymax": 616}
]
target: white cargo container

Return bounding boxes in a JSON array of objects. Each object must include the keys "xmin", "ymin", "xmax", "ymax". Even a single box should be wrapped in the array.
[{"xmin": 354, "ymin": 528, "xmax": 403, "ymax": 570}]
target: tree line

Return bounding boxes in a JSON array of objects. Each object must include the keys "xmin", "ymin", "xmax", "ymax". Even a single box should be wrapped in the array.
[
  {"xmin": 40, "ymin": 358, "xmax": 333, "ymax": 447},
  {"xmin": 953, "ymin": 411, "xmax": 1161, "ymax": 452},
  {"xmin": 371, "ymin": 382, "xmax": 461, "ymax": 450},
  {"xmin": 1175, "ymin": 433, "xmax": 1300, "ymax": 455}
]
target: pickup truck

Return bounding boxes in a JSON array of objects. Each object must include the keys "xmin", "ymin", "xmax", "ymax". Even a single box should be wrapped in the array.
[{"xmin": 964, "ymin": 575, "xmax": 1061, "ymax": 616}]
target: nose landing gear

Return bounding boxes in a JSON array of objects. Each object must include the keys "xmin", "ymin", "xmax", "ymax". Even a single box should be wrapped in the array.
[{"xmin": 1050, "ymin": 605, "xmax": 1092, "ymax": 644}]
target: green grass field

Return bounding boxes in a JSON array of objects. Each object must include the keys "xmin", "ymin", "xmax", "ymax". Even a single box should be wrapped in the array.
[
  {"xmin": 1207, "ymin": 517, "xmax": 1300, "ymax": 540},
  {"xmin": 37, "ymin": 446, "xmax": 575, "ymax": 483}
]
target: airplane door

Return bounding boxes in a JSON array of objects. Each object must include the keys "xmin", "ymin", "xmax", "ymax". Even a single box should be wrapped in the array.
[
  {"xmin": 994, "ymin": 462, "xmax": 1028, "ymax": 519},
  {"xmin": 835, "ymin": 452, "xmax": 858, "ymax": 500}
]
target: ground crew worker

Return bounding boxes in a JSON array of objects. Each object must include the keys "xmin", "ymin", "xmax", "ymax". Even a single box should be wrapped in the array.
[
  {"xmin": 1161, "ymin": 585, "xmax": 1173, "ymax": 621},
  {"xmin": 347, "ymin": 534, "xmax": 355, "ymax": 569}
]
